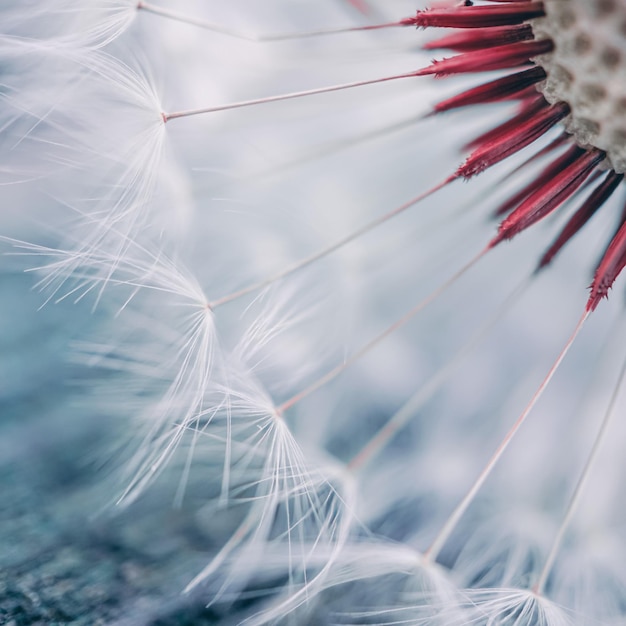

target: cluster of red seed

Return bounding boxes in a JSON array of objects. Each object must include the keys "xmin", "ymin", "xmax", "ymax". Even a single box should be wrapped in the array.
[{"xmin": 411, "ymin": 0, "xmax": 625, "ymax": 312}]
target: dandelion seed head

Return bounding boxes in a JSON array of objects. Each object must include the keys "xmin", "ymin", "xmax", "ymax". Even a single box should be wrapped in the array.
[{"xmin": 411, "ymin": 0, "xmax": 626, "ymax": 307}]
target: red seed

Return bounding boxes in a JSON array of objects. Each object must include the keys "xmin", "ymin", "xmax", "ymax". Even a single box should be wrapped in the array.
[
  {"xmin": 424, "ymin": 24, "xmax": 534, "ymax": 52},
  {"xmin": 414, "ymin": 2, "xmax": 545, "ymax": 29},
  {"xmin": 539, "ymin": 171, "xmax": 624, "ymax": 269},
  {"xmin": 434, "ymin": 66, "xmax": 546, "ymax": 113},
  {"xmin": 458, "ymin": 100, "xmax": 569, "ymax": 179},
  {"xmin": 588, "ymin": 212, "xmax": 626, "ymax": 311},
  {"xmin": 494, "ymin": 144, "xmax": 586, "ymax": 218},
  {"xmin": 491, "ymin": 149, "xmax": 605, "ymax": 246},
  {"xmin": 415, "ymin": 39, "xmax": 553, "ymax": 77},
  {"xmin": 464, "ymin": 95, "xmax": 546, "ymax": 151}
]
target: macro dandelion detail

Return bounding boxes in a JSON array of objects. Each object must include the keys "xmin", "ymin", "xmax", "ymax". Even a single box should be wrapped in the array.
[{"xmin": 2, "ymin": 0, "xmax": 626, "ymax": 625}]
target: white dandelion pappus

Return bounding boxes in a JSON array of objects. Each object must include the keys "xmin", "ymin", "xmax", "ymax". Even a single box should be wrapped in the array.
[{"xmin": 1, "ymin": 0, "xmax": 138, "ymax": 49}]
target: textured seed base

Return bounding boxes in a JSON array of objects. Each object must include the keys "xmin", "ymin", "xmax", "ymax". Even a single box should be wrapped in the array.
[{"xmin": 533, "ymin": 0, "xmax": 626, "ymax": 172}]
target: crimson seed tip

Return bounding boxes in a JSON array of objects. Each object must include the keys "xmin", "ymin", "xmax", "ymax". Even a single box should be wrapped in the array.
[
  {"xmin": 539, "ymin": 171, "xmax": 624, "ymax": 271},
  {"xmin": 423, "ymin": 24, "xmax": 534, "ymax": 52},
  {"xmin": 414, "ymin": 2, "xmax": 545, "ymax": 30},
  {"xmin": 495, "ymin": 149, "xmax": 605, "ymax": 243},
  {"xmin": 419, "ymin": 39, "xmax": 553, "ymax": 79},
  {"xmin": 433, "ymin": 66, "xmax": 546, "ymax": 114},
  {"xmin": 588, "ymin": 217, "xmax": 626, "ymax": 311}
]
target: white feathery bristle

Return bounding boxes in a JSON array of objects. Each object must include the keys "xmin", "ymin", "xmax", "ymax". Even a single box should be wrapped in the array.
[{"xmin": 456, "ymin": 589, "xmax": 573, "ymax": 626}]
